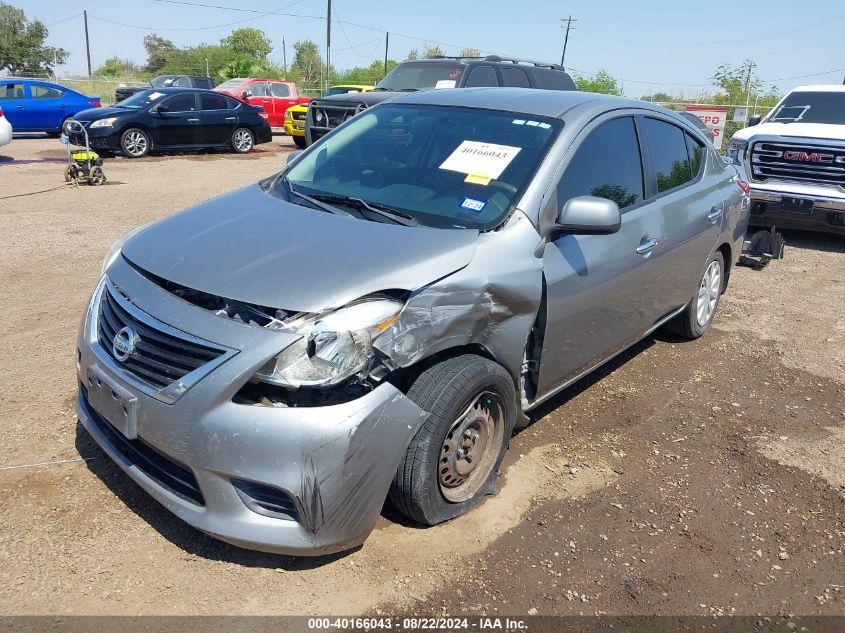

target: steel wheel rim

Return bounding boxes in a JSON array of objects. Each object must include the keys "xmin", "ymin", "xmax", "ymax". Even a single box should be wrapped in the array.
[
  {"xmin": 696, "ymin": 260, "xmax": 721, "ymax": 326},
  {"xmin": 124, "ymin": 131, "xmax": 147, "ymax": 156},
  {"xmin": 438, "ymin": 390, "xmax": 505, "ymax": 503},
  {"xmin": 234, "ymin": 129, "xmax": 253, "ymax": 152}
]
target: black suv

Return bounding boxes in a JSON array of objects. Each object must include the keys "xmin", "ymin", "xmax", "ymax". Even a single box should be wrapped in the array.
[
  {"xmin": 114, "ymin": 75, "xmax": 215, "ymax": 103},
  {"xmin": 305, "ymin": 55, "xmax": 577, "ymax": 145}
]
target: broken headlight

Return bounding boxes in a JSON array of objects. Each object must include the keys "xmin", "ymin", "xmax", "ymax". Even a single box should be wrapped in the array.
[{"xmin": 255, "ymin": 298, "xmax": 402, "ymax": 388}]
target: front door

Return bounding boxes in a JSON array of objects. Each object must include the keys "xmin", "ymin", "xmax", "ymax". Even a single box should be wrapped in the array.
[
  {"xmin": 244, "ymin": 81, "xmax": 273, "ymax": 124},
  {"xmin": 269, "ymin": 81, "xmax": 296, "ymax": 126},
  {"xmin": 537, "ymin": 115, "xmax": 665, "ymax": 397},
  {"xmin": 153, "ymin": 92, "xmax": 200, "ymax": 147}
]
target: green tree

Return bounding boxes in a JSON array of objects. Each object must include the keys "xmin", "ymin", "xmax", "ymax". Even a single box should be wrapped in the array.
[
  {"xmin": 94, "ymin": 56, "xmax": 141, "ymax": 78},
  {"xmin": 0, "ymin": 2, "xmax": 68, "ymax": 75},
  {"xmin": 406, "ymin": 49, "xmax": 419, "ymax": 60},
  {"xmin": 143, "ymin": 33, "xmax": 176, "ymax": 74},
  {"xmin": 422, "ymin": 45, "xmax": 445, "ymax": 59},
  {"xmin": 291, "ymin": 40, "xmax": 323, "ymax": 86},
  {"xmin": 574, "ymin": 69, "xmax": 622, "ymax": 96},
  {"xmin": 337, "ymin": 59, "xmax": 397, "ymax": 86},
  {"xmin": 221, "ymin": 28, "xmax": 272, "ymax": 61},
  {"xmin": 711, "ymin": 59, "xmax": 760, "ymax": 105},
  {"xmin": 641, "ymin": 91, "xmax": 675, "ymax": 103},
  {"xmin": 460, "ymin": 47, "xmax": 481, "ymax": 58}
]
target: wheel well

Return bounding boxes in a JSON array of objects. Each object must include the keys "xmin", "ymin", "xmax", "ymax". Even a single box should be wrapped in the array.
[
  {"xmin": 386, "ymin": 344, "xmax": 499, "ymax": 394},
  {"xmin": 717, "ymin": 242, "xmax": 732, "ymax": 291}
]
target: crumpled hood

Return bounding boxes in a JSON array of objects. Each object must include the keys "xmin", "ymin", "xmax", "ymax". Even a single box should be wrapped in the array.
[
  {"xmin": 733, "ymin": 121, "xmax": 845, "ymax": 143},
  {"xmin": 122, "ymin": 183, "xmax": 479, "ymax": 313}
]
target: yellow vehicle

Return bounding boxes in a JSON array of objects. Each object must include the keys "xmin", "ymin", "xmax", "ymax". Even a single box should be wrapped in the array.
[{"xmin": 284, "ymin": 84, "xmax": 373, "ymax": 148}]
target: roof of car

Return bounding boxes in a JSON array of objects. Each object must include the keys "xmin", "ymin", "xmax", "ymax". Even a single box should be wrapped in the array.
[
  {"xmin": 138, "ymin": 87, "xmax": 212, "ymax": 93},
  {"xmin": 790, "ymin": 84, "xmax": 845, "ymax": 93},
  {"xmin": 393, "ymin": 87, "xmax": 650, "ymax": 119}
]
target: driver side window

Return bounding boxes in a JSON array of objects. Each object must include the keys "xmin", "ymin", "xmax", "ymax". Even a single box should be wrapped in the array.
[{"xmin": 556, "ymin": 116, "xmax": 644, "ymax": 211}]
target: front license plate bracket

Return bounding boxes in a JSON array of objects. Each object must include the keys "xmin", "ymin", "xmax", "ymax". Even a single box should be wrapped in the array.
[
  {"xmin": 781, "ymin": 197, "xmax": 814, "ymax": 214},
  {"xmin": 86, "ymin": 366, "xmax": 139, "ymax": 440}
]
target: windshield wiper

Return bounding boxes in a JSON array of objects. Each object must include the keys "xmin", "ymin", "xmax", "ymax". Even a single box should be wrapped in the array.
[
  {"xmin": 286, "ymin": 182, "xmax": 355, "ymax": 218},
  {"xmin": 310, "ymin": 194, "xmax": 419, "ymax": 226}
]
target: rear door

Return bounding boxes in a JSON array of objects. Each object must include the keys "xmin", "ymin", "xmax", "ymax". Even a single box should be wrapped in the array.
[
  {"xmin": 537, "ymin": 114, "xmax": 665, "ymax": 397},
  {"xmin": 199, "ymin": 92, "xmax": 237, "ymax": 145},
  {"xmin": 153, "ymin": 92, "xmax": 199, "ymax": 147},
  {"xmin": 639, "ymin": 117, "xmax": 722, "ymax": 315},
  {"xmin": 27, "ymin": 82, "xmax": 67, "ymax": 131},
  {"xmin": 0, "ymin": 82, "xmax": 29, "ymax": 130},
  {"xmin": 244, "ymin": 81, "xmax": 273, "ymax": 123}
]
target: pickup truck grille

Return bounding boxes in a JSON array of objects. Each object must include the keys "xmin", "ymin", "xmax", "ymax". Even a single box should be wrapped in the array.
[
  {"xmin": 307, "ymin": 101, "xmax": 366, "ymax": 142},
  {"xmin": 750, "ymin": 141, "xmax": 845, "ymax": 187},
  {"xmin": 291, "ymin": 109, "xmax": 306, "ymax": 121}
]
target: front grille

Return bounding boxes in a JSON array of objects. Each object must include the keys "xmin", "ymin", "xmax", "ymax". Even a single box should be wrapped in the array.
[
  {"xmin": 83, "ymin": 387, "xmax": 205, "ymax": 506},
  {"xmin": 97, "ymin": 284, "xmax": 225, "ymax": 390},
  {"xmin": 291, "ymin": 110, "xmax": 306, "ymax": 121},
  {"xmin": 750, "ymin": 141, "xmax": 845, "ymax": 187},
  {"xmin": 308, "ymin": 101, "xmax": 366, "ymax": 141}
]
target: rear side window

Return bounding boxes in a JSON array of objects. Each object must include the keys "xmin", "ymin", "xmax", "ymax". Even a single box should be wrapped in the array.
[
  {"xmin": 31, "ymin": 84, "xmax": 64, "ymax": 99},
  {"xmin": 464, "ymin": 66, "xmax": 499, "ymax": 87},
  {"xmin": 557, "ymin": 116, "xmax": 644, "ymax": 210},
  {"xmin": 501, "ymin": 67, "xmax": 530, "ymax": 88},
  {"xmin": 0, "ymin": 83, "xmax": 25, "ymax": 99},
  {"xmin": 250, "ymin": 82, "xmax": 271, "ymax": 97},
  {"xmin": 172, "ymin": 77, "xmax": 191, "ymax": 87},
  {"xmin": 270, "ymin": 82, "xmax": 291, "ymax": 97},
  {"xmin": 686, "ymin": 133, "xmax": 705, "ymax": 178},
  {"xmin": 643, "ymin": 118, "xmax": 693, "ymax": 193},
  {"xmin": 532, "ymin": 69, "xmax": 575, "ymax": 91},
  {"xmin": 162, "ymin": 93, "xmax": 196, "ymax": 111},
  {"xmin": 200, "ymin": 92, "xmax": 229, "ymax": 110}
]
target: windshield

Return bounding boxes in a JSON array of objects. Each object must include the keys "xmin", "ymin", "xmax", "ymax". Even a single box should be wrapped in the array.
[
  {"xmin": 117, "ymin": 89, "xmax": 168, "ymax": 109},
  {"xmin": 769, "ymin": 91, "xmax": 845, "ymax": 124},
  {"xmin": 326, "ymin": 86, "xmax": 366, "ymax": 96},
  {"xmin": 281, "ymin": 104, "xmax": 561, "ymax": 230},
  {"xmin": 376, "ymin": 62, "xmax": 465, "ymax": 91},
  {"xmin": 216, "ymin": 79, "xmax": 247, "ymax": 92},
  {"xmin": 150, "ymin": 75, "xmax": 177, "ymax": 88}
]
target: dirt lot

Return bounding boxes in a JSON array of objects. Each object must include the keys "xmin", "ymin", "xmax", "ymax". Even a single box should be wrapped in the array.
[{"xmin": 0, "ymin": 137, "xmax": 843, "ymax": 616}]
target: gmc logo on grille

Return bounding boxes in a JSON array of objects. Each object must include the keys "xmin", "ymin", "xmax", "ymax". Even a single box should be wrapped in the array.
[{"xmin": 783, "ymin": 151, "xmax": 835, "ymax": 163}]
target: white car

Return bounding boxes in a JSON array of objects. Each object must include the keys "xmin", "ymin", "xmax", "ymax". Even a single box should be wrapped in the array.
[{"xmin": 0, "ymin": 106, "xmax": 12, "ymax": 148}]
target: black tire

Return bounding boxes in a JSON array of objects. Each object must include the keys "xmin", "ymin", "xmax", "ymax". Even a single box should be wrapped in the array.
[
  {"xmin": 231, "ymin": 127, "xmax": 255, "ymax": 153},
  {"xmin": 667, "ymin": 250, "xmax": 725, "ymax": 340},
  {"xmin": 64, "ymin": 165, "xmax": 78, "ymax": 182},
  {"xmin": 293, "ymin": 135, "xmax": 307, "ymax": 149},
  {"xmin": 120, "ymin": 128, "xmax": 150, "ymax": 158},
  {"xmin": 89, "ymin": 166, "xmax": 106, "ymax": 186},
  {"xmin": 389, "ymin": 354, "xmax": 517, "ymax": 526}
]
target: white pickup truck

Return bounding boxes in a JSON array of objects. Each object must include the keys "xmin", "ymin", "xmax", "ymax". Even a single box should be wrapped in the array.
[{"xmin": 725, "ymin": 84, "xmax": 845, "ymax": 236}]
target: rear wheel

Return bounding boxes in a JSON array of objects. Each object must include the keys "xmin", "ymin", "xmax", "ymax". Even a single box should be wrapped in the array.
[
  {"xmin": 231, "ymin": 127, "xmax": 255, "ymax": 153},
  {"xmin": 293, "ymin": 135, "xmax": 307, "ymax": 149},
  {"xmin": 389, "ymin": 355, "xmax": 517, "ymax": 525},
  {"xmin": 89, "ymin": 166, "xmax": 106, "ymax": 186},
  {"xmin": 120, "ymin": 128, "xmax": 150, "ymax": 158},
  {"xmin": 667, "ymin": 250, "xmax": 724, "ymax": 340}
]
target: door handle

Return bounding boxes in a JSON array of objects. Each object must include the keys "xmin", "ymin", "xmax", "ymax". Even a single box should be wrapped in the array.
[
  {"xmin": 636, "ymin": 237, "xmax": 659, "ymax": 256},
  {"xmin": 707, "ymin": 207, "xmax": 723, "ymax": 224},
  {"xmin": 187, "ymin": 118, "xmax": 200, "ymax": 123},
  {"xmin": 16, "ymin": 105, "xmax": 24, "ymax": 109},
  {"xmin": 225, "ymin": 116, "xmax": 236, "ymax": 121}
]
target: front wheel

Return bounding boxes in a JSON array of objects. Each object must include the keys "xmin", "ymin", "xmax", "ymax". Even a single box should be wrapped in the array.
[
  {"xmin": 88, "ymin": 166, "xmax": 106, "ymax": 186},
  {"xmin": 231, "ymin": 127, "xmax": 255, "ymax": 153},
  {"xmin": 667, "ymin": 250, "xmax": 725, "ymax": 340},
  {"xmin": 389, "ymin": 355, "xmax": 517, "ymax": 526},
  {"xmin": 293, "ymin": 135, "xmax": 307, "ymax": 149},
  {"xmin": 120, "ymin": 128, "xmax": 150, "ymax": 158}
]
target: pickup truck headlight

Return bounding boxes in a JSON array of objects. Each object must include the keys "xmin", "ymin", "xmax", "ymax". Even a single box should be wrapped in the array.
[
  {"xmin": 90, "ymin": 117, "xmax": 118, "ymax": 129},
  {"xmin": 725, "ymin": 138, "xmax": 748, "ymax": 165},
  {"xmin": 255, "ymin": 299, "xmax": 403, "ymax": 388},
  {"xmin": 284, "ymin": 111, "xmax": 292, "ymax": 121}
]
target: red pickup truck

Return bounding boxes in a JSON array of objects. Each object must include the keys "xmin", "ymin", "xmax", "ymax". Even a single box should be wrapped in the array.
[{"xmin": 215, "ymin": 78, "xmax": 310, "ymax": 128}]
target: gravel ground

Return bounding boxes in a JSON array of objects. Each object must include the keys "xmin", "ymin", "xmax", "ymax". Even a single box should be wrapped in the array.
[{"xmin": 0, "ymin": 137, "xmax": 843, "ymax": 616}]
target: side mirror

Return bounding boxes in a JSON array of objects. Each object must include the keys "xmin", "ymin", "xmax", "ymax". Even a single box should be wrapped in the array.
[
  {"xmin": 242, "ymin": 90, "xmax": 253, "ymax": 99},
  {"xmin": 154, "ymin": 104, "xmax": 170, "ymax": 114},
  {"xmin": 554, "ymin": 195, "xmax": 621, "ymax": 236},
  {"xmin": 747, "ymin": 114, "xmax": 762, "ymax": 127},
  {"xmin": 285, "ymin": 149, "xmax": 304, "ymax": 166}
]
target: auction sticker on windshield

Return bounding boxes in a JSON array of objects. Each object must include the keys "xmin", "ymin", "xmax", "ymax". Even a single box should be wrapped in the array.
[{"xmin": 440, "ymin": 141, "xmax": 521, "ymax": 180}]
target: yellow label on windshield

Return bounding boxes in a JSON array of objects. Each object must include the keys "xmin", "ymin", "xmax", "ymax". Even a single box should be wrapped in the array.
[{"xmin": 465, "ymin": 173, "xmax": 492, "ymax": 186}]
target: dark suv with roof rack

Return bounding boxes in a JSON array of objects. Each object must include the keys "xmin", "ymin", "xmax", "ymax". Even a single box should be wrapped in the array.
[{"xmin": 305, "ymin": 55, "xmax": 577, "ymax": 145}]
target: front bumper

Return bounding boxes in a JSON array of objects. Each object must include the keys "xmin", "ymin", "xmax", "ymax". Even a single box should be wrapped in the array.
[
  {"xmin": 284, "ymin": 120, "xmax": 305, "ymax": 137},
  {"xmin": 68, "ymin": 126, "xmax": 119, "ymax": 151},
  {"xmin": 76, "ymin": 257, "xmax": 427, "ymax": 555},
  {"xmin": 748, "ymin": 182, "xmax": 845, "ymax": 235}
]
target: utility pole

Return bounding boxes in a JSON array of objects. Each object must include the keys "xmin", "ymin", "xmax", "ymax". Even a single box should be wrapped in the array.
[
  {"xmin": 83, "ymin": 10, "xmax": 92, "ymax": 77},
  {"xmin": 326, "ymin": 0, "xmax": 332, "ymax": 93},
  {"xmin": 204, "ymin": 58, "xmax": 210, "ymax": 78},
  {"xmin": 282, "ymin": 36, "xmax": 287, "ymax": 74},
  {"xmin": 742, "ymin": 60, "xmax": 756, "ymax": 125},
  {"xmin": 383, "ymin": 32, "xmax": 389, "ymax": 77},
  {"xmin": 560, "ymin": 15, "xmax": 576, "ymax": 66}
]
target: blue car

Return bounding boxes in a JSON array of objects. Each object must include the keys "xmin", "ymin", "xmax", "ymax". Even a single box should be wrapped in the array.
[{"xmin": 0, "ymin": 79, "xmax": 101, "ymax": 135}]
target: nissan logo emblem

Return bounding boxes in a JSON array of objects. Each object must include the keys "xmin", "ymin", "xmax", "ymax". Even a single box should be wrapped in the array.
[{"xmin": 112, "ymin": 326, "xmax": 139, "ymax": 362}]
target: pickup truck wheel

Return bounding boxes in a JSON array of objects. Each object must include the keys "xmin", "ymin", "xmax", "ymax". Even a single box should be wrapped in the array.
[
  {"xmin": 231, "ymin": 127, "xmax": 254, "ymax": 153},
  {"xmin": 120, "ymin": 128, "xmax": 150, "ymax": 158},
  {"xmin": 389, "ymin": 355, "xmax": 517, "ymax": 526},
  {"xmin": 293, "ymin": 135, "xmax": 307, "ymax": 149},
  {"xmin": 667, "ymin": 250, "xmax": 724, "ymax": 340}
]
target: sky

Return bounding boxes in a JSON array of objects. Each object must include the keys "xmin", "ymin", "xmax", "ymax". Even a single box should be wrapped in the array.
[{"xmin": 11, "ymin": 0, "xmax": 845, "ymax": 98}]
